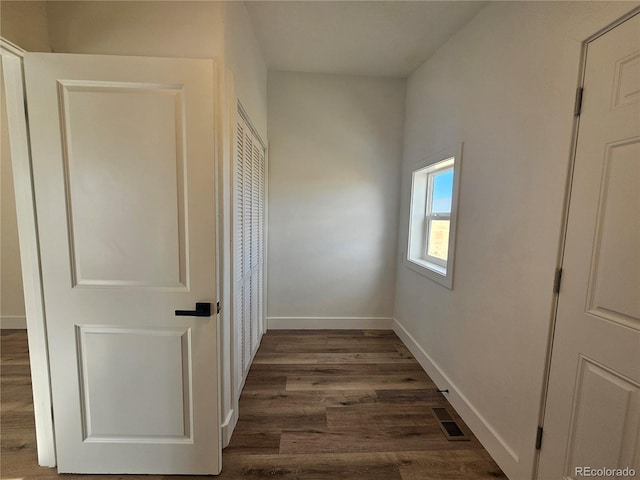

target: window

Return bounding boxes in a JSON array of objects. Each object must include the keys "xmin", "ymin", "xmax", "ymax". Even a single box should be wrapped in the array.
[{"xmin": 405, "ymin": 144, "xmax": 462, "ymax": 288}]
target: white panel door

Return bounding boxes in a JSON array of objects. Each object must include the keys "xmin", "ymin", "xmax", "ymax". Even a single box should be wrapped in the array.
[
  {"xmin": 24, "ymin": 53, "xmax": 220, "ymax": 474},
  {"xmin": 538, "ymin": 15, "xmax": 640, "ymax": 480}
]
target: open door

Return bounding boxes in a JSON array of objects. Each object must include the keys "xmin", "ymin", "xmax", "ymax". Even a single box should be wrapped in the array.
[
  {"xmin": 538, "ymin": 13, "xmax": 640, "ymax": 479},
  {"xmin": 24, "ymin": 53, "xmax": 220, "ymax": 474}
]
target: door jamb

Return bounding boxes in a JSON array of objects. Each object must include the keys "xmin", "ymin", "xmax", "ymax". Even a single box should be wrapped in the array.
[
  {"xmin": 533, "ymin": 6, "xmax": 640, "ymax": 479},
  {"xmin": 1, "ymin": 38, "xmax": 57, "ymax": 467}
]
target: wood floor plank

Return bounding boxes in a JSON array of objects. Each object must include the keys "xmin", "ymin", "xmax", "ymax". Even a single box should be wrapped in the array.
[
  {"xmin": 374, "ymin": 388, "xmax": 446, "ymax": 404},
  {"xmin": 275, "ymin": 343, "xmax": 401, "ymax": 353},
  {"xmin": 325, "ymin": 404, "xmax": 435, "ymax": 428},
  {"xmin": 1, "ymin": 383, "xmax": 35, "ymax": 412},
  {"xmin": 241, "ymin": 374, "xmax": 288, "ymax": 392},
  {"xmin": 215, "ymin": 452, "xmax": 404, "ymax": 479},
  {"xmin": 239, "ymin": 390, "xmax": 379, "ymax": 415},
  {"xmin": 213, "ymin": 451, "xmax": 504, "ymax": 480},
  {"xmin": 286, "ymin": 373, "xmax": 436, "ymax": 391},
  {"xmin": 398, "ymin": 450, "xmax": 507, "ymax": 479},
  {"xmin": 0, "ymin": 335, "xmax": 29, "ymax": 354},
  {"xmin": 0, "ymin": 352, "xmax": 31, "ymax": 365},
  {"xmin": 254, "ymin": 351, "xmax": 416, "ymax": 364},
  {"xmin": 262, "ymin": 329, "xmax": 368, "ymax": 336},
  {"xmin": 233, "ymin": 413, "xmax": 327, "ymax": 434},
  {"xmin": 224, "ymin": 433, "xmax": 282, "ymax": 455},
  {"xmin": 279, "ymin": 427, "xmax": 482, "ymax": 454},
  {"xmin": 247, "ymin": 362, "xmax": 425, "ymax": 376}
]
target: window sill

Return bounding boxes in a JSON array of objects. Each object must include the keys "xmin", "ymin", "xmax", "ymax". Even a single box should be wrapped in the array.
[
  {"xmin": 403, "ymin": 256, "xmax": 453, "ymax": 289},
  {"xmin": 410, "ymin": 257, "xmax": 446, "ymax": 275}
]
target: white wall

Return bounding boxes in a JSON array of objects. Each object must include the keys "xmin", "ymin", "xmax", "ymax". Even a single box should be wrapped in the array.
[
  {"xmin": 0, "ymin": 1, "xmax": 51, "ymax": 52},
  {"xmin": 224, "ymin": 1, "xmax": 267, "ymax": 140},
  {"xmin": 47, "ymin": 1, "xmax": 223, "ymax": 59},
  {"xmin": 267, "ymin": 71, "xmax": 405, "ymax": 328},
  {"xmin": 393, "ymin": 2, "xmax": 639, "ymax": 479}
]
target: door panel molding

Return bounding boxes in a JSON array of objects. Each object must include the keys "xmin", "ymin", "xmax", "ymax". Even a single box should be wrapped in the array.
[
  {"xmin": 58, "ymin": 80, "xmax": 189, "ymax": 289},
  {"xmin": 611, "ymin": 50, "xmax": 640, "ymax": 109},
  {"xmin": 564, "ymin": 355, "xmax": 640, "ymax": 478},
  {"xmin": 76, "ymin": 326, "xmax": 193, "ymax": 443},
  {"xmin": 586, "ymin": 136, "xmax": 640, "ymax": 330}
]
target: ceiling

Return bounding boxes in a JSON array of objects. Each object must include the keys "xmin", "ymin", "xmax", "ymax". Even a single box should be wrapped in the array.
[{"xmin": 245, "ymin": 1, "xmax": 487, "ymax": 78}]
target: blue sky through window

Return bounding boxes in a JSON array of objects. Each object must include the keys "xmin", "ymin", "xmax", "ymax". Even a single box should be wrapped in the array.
[{"xmin": 432, "ymin": 170, "xmax": 453, "ymax": 213}]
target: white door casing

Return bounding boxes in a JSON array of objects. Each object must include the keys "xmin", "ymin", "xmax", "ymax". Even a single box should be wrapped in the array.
[
  {"xmin": 1, "ymin": 41, "xmax": 56, "ymax": 467},
  {"xmin": 24, "ymin": 53, "xmax": 220, "ymax": 474},
  {"xmin": 538, "ymin": 14, "xmax": 640, "ymax": 479}
]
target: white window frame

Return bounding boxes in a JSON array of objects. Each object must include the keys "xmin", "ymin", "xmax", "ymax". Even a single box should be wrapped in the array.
[{"xmin": 404, "ymin": 144, "xmax": 462, "ymax": 289}]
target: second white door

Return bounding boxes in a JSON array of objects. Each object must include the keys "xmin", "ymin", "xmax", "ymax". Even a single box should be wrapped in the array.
[{"xmin": 538, "ymin": 14, "xmax": 640, "ymax": 480}]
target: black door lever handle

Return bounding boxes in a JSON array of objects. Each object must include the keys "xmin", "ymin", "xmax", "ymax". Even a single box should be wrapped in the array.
[{"xmin": 175, "ymin": 302, "xmax": 212, "ymax": 317}]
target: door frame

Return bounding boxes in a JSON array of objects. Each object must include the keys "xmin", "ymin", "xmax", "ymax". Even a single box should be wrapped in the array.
[
  {"xmin": 1, "ymin": 38, "xmax": 56, "ymax": 467},
  {"xmin": 534, "ymin": 5, "xmax": 640, "ymax": 479},
  {"xmin": 1, "ymin": 44, "xmax": 228, "ymax": 470}
]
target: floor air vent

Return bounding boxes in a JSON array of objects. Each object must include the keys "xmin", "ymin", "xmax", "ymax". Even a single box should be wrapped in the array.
[{"xmin": 430, "ymin": 407, "xmax": 470, "ymax": 441}]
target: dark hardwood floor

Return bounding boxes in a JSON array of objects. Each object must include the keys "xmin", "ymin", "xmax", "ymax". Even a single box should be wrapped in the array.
[{"xmin": 1, "ymin": 329, "xmax": 505, "ymax": 479}]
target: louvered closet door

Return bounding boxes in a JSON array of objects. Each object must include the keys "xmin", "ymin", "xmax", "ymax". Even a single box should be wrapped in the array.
[
  {"xmin": 232, "ymin": 111, "xmax": 266, "ymax": 391},
  {"xmin": 251, "ymin": 143, "xmax": 260, "ymax": 348},
  {"xmin": 233, "ymin": 122, "xmax": 246, "ymax": 384},
  {"xmin": 258, "ymin": 148, "xmax": 265, "ymax": 338},
  {"xmin": 242, "ymin": 129, "xmax": 253, "ymax": 372}
]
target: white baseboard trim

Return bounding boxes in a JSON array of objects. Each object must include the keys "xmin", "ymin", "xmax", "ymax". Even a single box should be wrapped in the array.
[
  {"xmin": 0, "ymin": 315, "xmax": 27, "ymax": 329},
  {"xmin": 221, "ymin": 408, "xmax": 238, "ymax": 448},
  {"xmin": 393, "ymin": 318, "xmax": 519, "ymax": 474},
  {"xmin": 267, "ymin": 317, "xmax": 394, "ymax": 330}
]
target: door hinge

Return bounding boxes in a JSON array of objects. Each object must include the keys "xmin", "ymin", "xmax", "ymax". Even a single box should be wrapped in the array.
[
  {"xmin": 574, "ymin": 87, "xmax": 584, "ymax": 116},
  {"xmin": 553, "ymin": 268, "xmax": 563, "ymax": 294},
  {"xmin": 535, "ymin": 426, "xmax": 543, "ymax": 450},
  {"xmin": 216, "ymin": 301, "xmax": 221, "ymax": 314}
]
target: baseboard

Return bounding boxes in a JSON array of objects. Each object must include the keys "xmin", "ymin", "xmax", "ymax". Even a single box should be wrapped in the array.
[
  {"xmin": 393, "ymin": 318, "xmax": 519, "ymax": 475},
  {"xmin": 267, "ymin": 317, "xmax": 393, "ymax": 330},
  {"xmin": 221, "ymin": 408, "xmax": 237, "ymax": 448},
  {"xmin": 0, "ymin": 315, "xmax": 27, "ymax": 329}
]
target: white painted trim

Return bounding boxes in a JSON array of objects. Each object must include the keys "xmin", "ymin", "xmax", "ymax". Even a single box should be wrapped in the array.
[
  {"xmin": 1, "ymin": 38, "xmax": 25, "ymax": 57},
  {"xmin": 220, "ymin": 66, "xmax": 236, "ymax": 453},
  {"xmin": 238, "ymin": 101, "xmax": 266, "ymax": 150},
  {"xmin": 263, "ymin": 143, "xmax": 269, "ymax": 337},
  {"xmin": 211, "ymin": 59, "xmax": 223, "ymax": 473},
  {"xmin": 220, "ymin": 408, "xmax": 238, "ymax": 448},
  {"xmin": 393, "ymin": 318, "xmax": 519, "ymax": 472},
  {"xmin": 403, "ymin": 143, "xmax": 462, "ymax": 290},
  {"xmin": 0, "ymin": 316, "xmax": 27, "ymax": 329},
  {"xmin": 267, "ymin": 317, "xmax": 393, "ymax": 330},
  {"xmin": 1, "ymin": 47, "xmax": 56, "ymax": 467}
]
